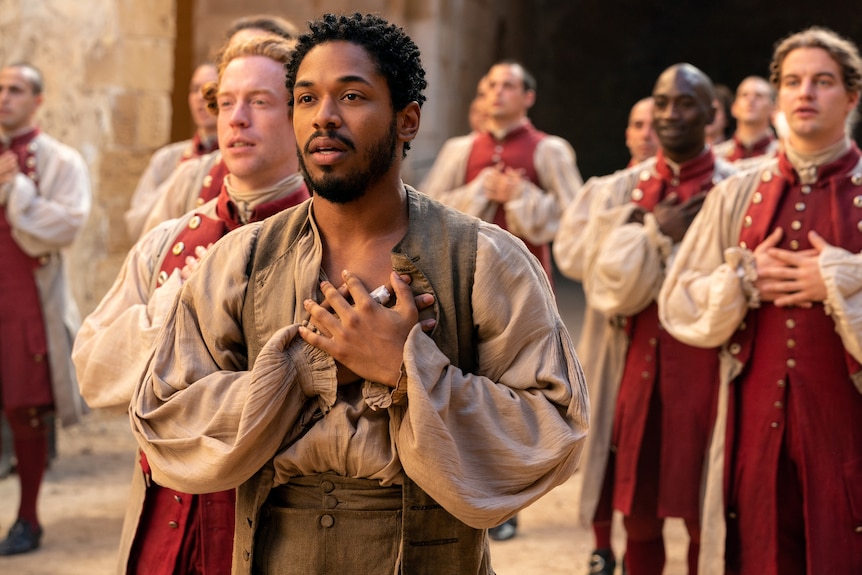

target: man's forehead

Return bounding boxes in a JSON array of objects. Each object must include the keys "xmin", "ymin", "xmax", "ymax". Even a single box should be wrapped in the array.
[
  {"xmin": 781, "ymin": 46, "xmax": 841, "ymax": 76},
  {"xmin": 655, "ymin": 68, "xmax": 703, "ymax": 97},
  {"xmin": 297, "ymin": 41, "xmax": 378, "ymax": 80}
]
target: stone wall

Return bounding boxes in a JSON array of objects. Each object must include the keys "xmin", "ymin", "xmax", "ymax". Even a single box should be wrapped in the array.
[
  {"xmin": 0, "ymin": 0, "xmax": 177, "ymax": 315},
  {"xmin": 1, "ymin": 0, "xmax": 519, "ymax": 316}
]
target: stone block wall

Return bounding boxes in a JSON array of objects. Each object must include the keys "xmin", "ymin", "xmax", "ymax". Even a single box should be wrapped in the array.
[{"xmin": 0, "ymin": 0, "xmax": 177, "ymax": 316}]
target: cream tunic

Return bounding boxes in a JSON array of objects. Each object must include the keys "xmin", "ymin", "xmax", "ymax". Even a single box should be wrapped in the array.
[
  {"xmin": 657, "ymin": 156, "xmax": 862, "ymax": 574},
  {"xmin": 419, "ymin": 131, "xmax": 583, "ymax": 245}
]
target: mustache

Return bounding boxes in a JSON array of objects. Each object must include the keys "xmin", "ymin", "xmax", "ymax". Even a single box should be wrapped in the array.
[{"xmin": 303, "ymin": 130, "xmax": 356, "ymax": 154}]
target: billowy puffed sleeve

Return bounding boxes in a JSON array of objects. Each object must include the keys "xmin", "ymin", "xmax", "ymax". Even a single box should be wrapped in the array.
[
  {"xmin": 658, "ymin": 173, "xmax": 760, "ymax": 348},
  {"xmin": 73, "ymin": 218, "xmax": 183, "ymax": 409},
  {"xmin": 554, "ymin": 174, "xmax": 607, "ymax": 281},
  {"xmin": 504, "ymin": 135, "xmax": 583, "ymax": 245},
  {"xmin": 580, "ymin": 173, "xmax": 669, "ymax": 317},
  {"xmin": 420, "ymin": 133, "xmax": 497, "ymax": 220},
  {"xmin": 393, "ymin": 223, "xmax": 589, "ymax": 529},
  {"xmin": 820, "ymin": 245, "xmax": 862, "ymax": 364},
  {"xmin": 5, "ymin": 138, "xmax": 90, "ymax": 255},
  {"xmin": 130, "ymin": 224, "xmax": 337, "ymax": 494},
  {"xmin": 124, "ymin": 141, "xmax": 189, "ymax": 241}
]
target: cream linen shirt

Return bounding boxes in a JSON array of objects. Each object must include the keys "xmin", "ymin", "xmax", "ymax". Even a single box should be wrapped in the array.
[{"xmin": 131, "ymin": 198, "xmax": 590, "ymax": 530}]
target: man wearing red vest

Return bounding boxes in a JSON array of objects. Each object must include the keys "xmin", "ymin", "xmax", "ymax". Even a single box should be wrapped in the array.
[
  {"xmin": 660, "ymin": 27, "xmax": 862, "ymax": 575},
  {"xmin": 556, "ymin": 63, "xmax": 736, "ymax": 574},
  {"xmin": 73, "ymin": 36, "xmax": 308, "ymax": 574},
  {"xmin": 713, "ymin": 76, "xmax": 779, "ymax": 164},
  {"xmin": 420, "ymin": 59, "xmax": 583, "ymax": 286},
  {"xmin": 0, "ymin": 63, "xmax": 91, "ymax": 555}
]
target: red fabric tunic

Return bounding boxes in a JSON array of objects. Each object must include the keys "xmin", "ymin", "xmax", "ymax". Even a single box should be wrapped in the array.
[
  {"xmin": 464, "ymin": 121, "xmax": 553, "ymax": 279},
  {"xmin": 0, "ymin": 128, "xmax": 53, "ymax": 409},
  {"xmin": 724, "ymin": 146, "xmax": 862, "ymax": 575},
  {"xmin": 724, "ymin": 133, "xmax": 776, "ymax": 162},
  {"xmin": 131, "ymin": 181, "xmax": 310, "ymax": 575},
  {"xmin": 612, "ymin": 149, "xmax": 721, "ymax": 521},
  {"xmin": 194, "ymin": 159, "xmax": 230, "ymax": 208}
]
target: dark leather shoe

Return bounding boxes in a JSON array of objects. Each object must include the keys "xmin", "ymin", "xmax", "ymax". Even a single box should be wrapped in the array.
[
  {"xmin": 488, "ymin": 515, "xmax": 518, "ymax": 541},
  {"xmin": 0, "ymin": 519, "xmax": 42, "ymax": 555},
  {"xmin": 589, "ymin": 548, "xmax": 616, "ymax": 575}
]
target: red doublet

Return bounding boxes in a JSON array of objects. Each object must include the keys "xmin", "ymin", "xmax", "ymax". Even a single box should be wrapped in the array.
[
  {"xmin": 181, "ymin": 132, "xmax": 219, "ymax": 162},
  {"xmin": 612, "ymin": 149, "xmax": 721, "ymax": 521},
  {"xmin": 464, "ymin": 121, "xmax": 553, "ymax": 279},
  {"xmin": 194, "ymin": 159, "xmax": 230, "ymax": 208},
  {"xmin": 725, "ymin": 133, "xmax": 776, "ymax": 162},
  {"xmin": 0, "ymin": 128, "xmax": 53, "ymax": 409},
  {"xmin": 132, "ymin": 181, "xmax": 310, "ymax": 574},
  {"xmin": 725, "ymin": 146, "xmax": 862, "ymax": 574}
]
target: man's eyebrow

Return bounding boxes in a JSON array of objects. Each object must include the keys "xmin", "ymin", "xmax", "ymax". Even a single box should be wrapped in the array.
[{"xmin": 294, "ymin": 75, "xmax": 373, "ymax": 89}]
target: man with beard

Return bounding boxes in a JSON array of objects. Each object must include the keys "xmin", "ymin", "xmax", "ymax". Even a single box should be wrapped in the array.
[
  {"xmin": 73, "ymin": 36, "xmax": 309, "ymax": 574},
  {"xmin": 420, "ymin": 59, "xmax": 582, "ymax": 287},
  {"xmin": 554, "ymin": 63, "xmax": 736, "ymax": 575},
  {"xmin": 129, "ymin": 13, "xmax": 589, "ymax": 575}
]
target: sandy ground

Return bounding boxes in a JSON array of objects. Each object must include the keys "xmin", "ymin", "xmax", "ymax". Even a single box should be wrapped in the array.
[{"xmin": 0, "ymin": 277, "xmax": 690, "ymax": 574}]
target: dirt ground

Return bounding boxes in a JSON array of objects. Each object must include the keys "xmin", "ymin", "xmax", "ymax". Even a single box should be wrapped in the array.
[
  {"xmin": 0, "ymin": 409, "xmax": 689, "ymax": 575},
  {"xmin": 0, "ymin": 278, "xmax": 690, "ymax": 574}
]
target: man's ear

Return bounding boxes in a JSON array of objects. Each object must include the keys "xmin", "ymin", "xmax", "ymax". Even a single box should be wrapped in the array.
[
  {"xmin": 525, "ymin": 89, "xmax": 536, "ymax": 110},
  {"xmin": 397, "ymin": 101, "xmax": 421, "ymax": 143}
]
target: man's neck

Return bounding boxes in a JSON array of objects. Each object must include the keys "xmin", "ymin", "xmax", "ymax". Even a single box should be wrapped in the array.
[
  {"xmin": 312, "ymin": 176, "xmax": 408, "ymax": 245},
  {"xmin": 1, "ymin": 123, "xmax": 37, "ymax": 140},
  {"xmin": 663, "ymin": 144, "xmax": 708, "ymax": 166},
  {"xmin": 734, "ymin": 123, "xmax": 771, "ymax": 146},
  {"xmin": 485, "ymin": 116, "xmax": 528, "ymax": 139}
]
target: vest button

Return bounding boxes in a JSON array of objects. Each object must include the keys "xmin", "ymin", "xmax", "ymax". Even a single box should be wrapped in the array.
[
  {"xmin": 777, "ymin": 379, "xmax": 786, "ymax": 387},
  {"xmin": 739, "ymin": 241, "xmax": 747, "ymax": 249},
  {"xmin": 761, "ymin": 170, "xmax": 773, "ymax": 182},
  {"xmin": 791, "ymin": 220, "xmax": 802, "ymax": 231},
  {"xmin": 794, "ymin": 202, "xmax": 806, "ymax": 212},
  {"xmin": 203, "ymin": 175, "xmax": 213, "ymax": 187},
  {"xmin": 752, "ymin": 192, "xmax": 763, "ymax": 204},
  {"xmin": 189, "ymin": 215, "xmax": 202, "ymax": 230},
  {"xmin": 786, "ymin": 319, "xmax": 796, "ymax": 329},
  {"xmin": 801, "ymin": 185, "xmax": 811, "ymax": 195},
  {"xmin": 852, "ymin": 174, "xmax": 862, "ymax": 186},
  {"xmin": 631, "ymin": 188, "xmax": 644, "ymax": 201},
  {"xmin": 786, "ymin": 358, "xmax": 796, "ymax": 369},
  {"xmin": 771, "ymin": 422, "xmax": 779, "ymax": 428},
  {"xmin": 729, "ymin": 343, "xmax": 741, "ymax": 355},
  {"xmin": 320, "ymin": 480, "xmax": 335, "ymax": 493},
  {"xmin": 855, "ymin": 195, "xmax": 862, "ymax": 208},
  {"xmin": 168, "ymin": 521, "xmax": 179, "ymax": 529},
  {"xmin": 172, "ymin": 241, "xmax": 185, "ymax": 256},
  {"xmin": 639, "ymin": 170, "xmax": 650, "ymax": 181},
  {"xmin": 157, "ymin": 270, "xmax": 169, "ymax": 286},
  {"xmin": 174, "ymin": 495, "xmax": 182, "ymax": 503},
  {"xmin": 320, "ymin": 514, "xmax": 335, "ymax": 528},
  {"xmin": 743, "ymin": 215, "xmax": 752, "ymax": 228},
  {"xmin": 789, "ymin": 240, "xmax": 799, "ymax": 250}
]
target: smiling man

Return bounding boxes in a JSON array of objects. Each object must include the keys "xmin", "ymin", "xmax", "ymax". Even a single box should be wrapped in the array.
[
  {"xmin": 129, "ymin": 12, "xmax": 588, "ymax": 575},
  {"xmin": 659, "ymin": 27, "xmax": 862, "ymax": 575},
  {"xmin": 554, "ymin": 63, "xmax": 736, "ymax": 575}
]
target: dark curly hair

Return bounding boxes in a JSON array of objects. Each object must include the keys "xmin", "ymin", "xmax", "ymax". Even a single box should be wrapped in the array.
[{"xmin": 285, "ymin": 13, "xmax": 427, "ymax": 155}]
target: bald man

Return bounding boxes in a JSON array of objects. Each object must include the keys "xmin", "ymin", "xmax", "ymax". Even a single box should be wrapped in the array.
[{"xmin": 555, "ymin": 63, "xmax": 737, "ymax": 575}]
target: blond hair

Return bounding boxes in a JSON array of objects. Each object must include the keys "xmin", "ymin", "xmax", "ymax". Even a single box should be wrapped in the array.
[{"xmin": 203, "ymin": 36, "xmax": 295, "ymax": 115}]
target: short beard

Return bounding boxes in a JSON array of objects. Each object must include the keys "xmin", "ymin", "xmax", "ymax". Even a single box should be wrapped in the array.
[{"xmin": 299, "ymin": 117, "xmax": 398, "ymax": 205}]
